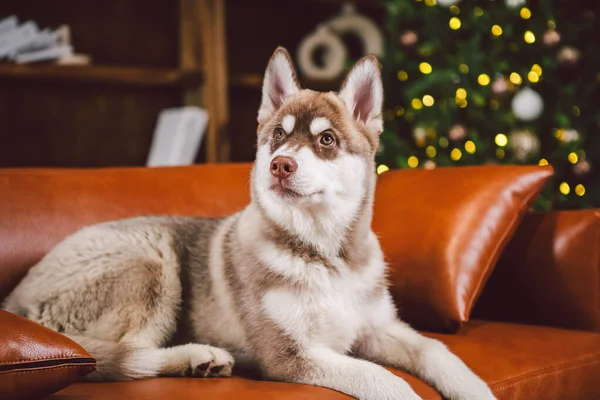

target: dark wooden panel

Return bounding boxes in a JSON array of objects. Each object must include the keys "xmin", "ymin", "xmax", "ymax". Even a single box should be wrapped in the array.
[
  {"xmin": 0, "ymin": 0, "xmax": 179, "ymax": 67},
  {"xmin": 226, "ymin": 0, "xmax": 383, "ymax": 77},
  {"xmin": 228, "ymin": 87, "xmax": 261, "ymax": 162},
  {"xmin": 0, "ymin": 80, "xmax": 181, "ymax": 168},
  {"xmin": 0, "ymin": 65, "xmax": 203, "ymax": 87}
]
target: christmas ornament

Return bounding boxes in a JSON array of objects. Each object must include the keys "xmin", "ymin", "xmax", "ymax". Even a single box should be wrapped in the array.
[
  {"xmin": 509, "ymin": 130, "xmax": 540, "ymax": 160},
  {"xmin": 297, "ymin": 25, "xmax": 347, "ymax": 80},
  {"xmin": 449, "ymin": 124, "xmax": 467, "ymax": 141},
  {"xmin": 505, "ymin": 0, "xmax": 526, "ymax": 8},
  {"xmin": 561, "ymin": 129, "xmax": 580, "ymax": 143},
  {"xmin": 399, "ymin": 30, "xmax": 418, "ymax": 46},
  {"xmin": 511, "ymin": 87, "xmax": 544, "ymax": 121},
  {"xmin": 327, "ymin": 3, "xmax": 384, "ymax": 57},
  {"xmin": 491, "ymin": 75, "xmax": 509, "ymax": 94},
  {"xmin": 413, "ymin": 126, "xmax": 427, "ymax": 146},
  {"xmin": 574, "ymin": 160, "xmax": 591, "ymax": 175},
  {"xmin": 436, "ymin": 0, "xmax": 462, "ymax": 6},
  {"xmin": 543, "ymin": 29, "xmax": 561, "ymax": 46},
  {"xmin": 423, "ymin": 160, "xmax": 436, "ymax": 169},
  {"xmin": 557, "ymin": 46, "xmax": 581, "ymax": 66}
]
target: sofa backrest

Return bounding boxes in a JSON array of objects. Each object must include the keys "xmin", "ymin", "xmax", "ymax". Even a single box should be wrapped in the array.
[{"xmin": 0, "ymin": 163, "xmax": 252, "ymax": 299}]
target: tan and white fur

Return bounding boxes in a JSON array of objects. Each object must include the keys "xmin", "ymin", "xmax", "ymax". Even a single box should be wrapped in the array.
[{"xmin": 2, "ymin": 48, "xmax": 495, "ymax": 400}]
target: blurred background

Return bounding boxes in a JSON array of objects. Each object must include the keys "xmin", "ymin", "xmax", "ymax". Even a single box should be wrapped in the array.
[{"xmin": 0, "ymin": 0, "xmax": 598, "ymax": 210}]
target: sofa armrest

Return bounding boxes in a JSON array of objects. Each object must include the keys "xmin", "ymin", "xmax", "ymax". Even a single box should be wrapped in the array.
[{"xmin": 472, "ymin": 210, "xmax": 600, "ymax": 332}]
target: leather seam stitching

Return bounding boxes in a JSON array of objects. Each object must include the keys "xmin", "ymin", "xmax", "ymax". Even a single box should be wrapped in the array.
[
  {"xmin": 489, "ymin": 353, "xmax": 600, "ymax": 390},
  {"xmin": 0, "ymin": 363, "xmax": 95, "ymax": 376},
  {"xmin": 0, "ymin": 355, "xmax": 85, "ymax": 365}
]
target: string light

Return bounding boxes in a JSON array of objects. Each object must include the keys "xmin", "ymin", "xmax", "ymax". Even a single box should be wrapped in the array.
[
  {"xmin": 419, "ymin": 62, "xmax": 433, "ymax": 74},
  {"xmin": 520, "ymin": 7, "xmax": 532, "ymax": 19},
  {"xmin": 559, "ymin": 182, "xmax": 570, "ymax": 195},
  {"xmin": 572, "ymin": 106, "xmax": 581, "ymax": 117},
  {"xmin": 528, "ymin": 71, "xmax": 540, "ymax": 83},
  {"xmin": 478, "ymin": 74, "xmax": 491, "ymax": 86},
  {"xmin": 449, "ymin": 17, "xmax": 461, "ymax": 30},
  {"xmin": 425, "ymin": 0, "xmax": 436, "ymax": 6},
  {"xmin": 509, "ymin": 72, "xmax": 523, "ymax": 85},
  {"xmin": 377, "ymin": 164, "xmax": 389, "ymax": 175},
  {"xmin": 524, "ymin": 30, "xmax": 536, "ymax": 44},
  {"xmin": 395, "ymin": 106, "xmax": 405, "ymax": 117},
  {"xmin": 422, "ymin": 95, "xmax": 435, "ymax": 107},
  {"xmin": 473, "ymin": 7, "xmax": 484, "ymax": 17},
  {"xmin": 459, "ymin": 64, "xmax": 469, "ymax": 73},
  {"xmin": 538, "ymin": 159, "xmax": 549, "ymax": 166},
  {"xmin": 531, "ymin": 64, "xmax": 543, "ymax": 76},
  {"xmin": 426, "ymin": 146, "xmax": 437, "ymax": 158},
  {"xmin": 568, "ymin": 152, "xmax": 579, "ymax": 164},
  {"xmin": 465, "ymin": 141, "xmax": 476, "ymax": 154},
  {"xmin": 439, "ymin": 137, "xmax": 449, "ymax": 148},
  {"xmin": 495, "ymin": 133, "xmax": 508, "ymax": 147},
  {"xmin": 496, "ymin": 149, "xmax": 505, "ymax": 159},
  {"xmin": 412, "ymin": 98, "xmax": 423, "ymax": 109},
  {"xmin": 575, "ymin": 184, "xmax": 586, "ymax": 196},
  {"xmin": 449, "ymin": 5, "xmax": 460, "ymax": 15},
  {"xmin": 397, "ymin": 70, "xmax": 408, "ymax": 81},
  {"xmin": 450, "ymin": 148, "xmax": 462, "ymax": 161},
  {"xmin": 491, "ymin": 25, "xmax": 503, "ymax": 36},
  {"xmin": 547, "ymin": 20, "xmax": 556, "ymax": 29},
  {"xmin": 456, "ymin": 88, "xmax": 467, "ymax": 99},
  {"xmin": 408, "ymin": 156, "xmax": 419, "ymax": 168}
]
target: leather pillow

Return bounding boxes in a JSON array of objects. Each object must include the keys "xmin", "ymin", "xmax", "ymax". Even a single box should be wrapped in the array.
[
  {"xmin": 372, "ymin": 165, "xmax": 553, "ymax": 332},
  {"xmin": 0, "ymin": 310, "xmax": 96, "ymax": 400}
]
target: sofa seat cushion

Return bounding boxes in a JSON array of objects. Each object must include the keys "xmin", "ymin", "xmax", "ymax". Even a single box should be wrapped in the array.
[
  {"xmin": 424, "ymin": 320, "xmax": 600, "ymax": 399},
  {"xmin": 50, "ymin": 321, "xmax": 600, "ymax": 400}
]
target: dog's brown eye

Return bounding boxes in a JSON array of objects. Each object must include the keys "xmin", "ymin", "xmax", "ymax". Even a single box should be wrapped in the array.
[
  {"xmin": 275, "ymin": 128, "xmax": 285, "ymax": 142},
  {"xmin": 320, "ymin": 133, "xmax": 335, "ymax": 146}
]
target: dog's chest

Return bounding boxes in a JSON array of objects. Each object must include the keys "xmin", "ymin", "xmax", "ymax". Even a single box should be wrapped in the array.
[{"xmin": 261, "ymin": 269, "xmax": 372, "ymax": 353}]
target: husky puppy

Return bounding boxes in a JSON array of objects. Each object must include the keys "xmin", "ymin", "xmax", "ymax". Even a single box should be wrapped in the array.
[{"xmin": 3, "ymin": 48, "xmax": 495, "ymax": 400}]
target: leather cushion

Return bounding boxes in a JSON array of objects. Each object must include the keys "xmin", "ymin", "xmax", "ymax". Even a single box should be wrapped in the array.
[
  {"xmin": 0, "ymin": 310, "xmax": 96, "ymax": 400},
  {"xmin": 372, "ymin": 165, "xmax": 553, "ymax": 332},
  {"xmin": 50, "ymin": 321, "xmax": 600, "ymax": 400},
  {"xmin": 0, "ymin": 164, "xmax": 252, "ymax": 300},
  {"xmin": 473, "ymin": 209, "xmax": 600, "ymax": 333}
]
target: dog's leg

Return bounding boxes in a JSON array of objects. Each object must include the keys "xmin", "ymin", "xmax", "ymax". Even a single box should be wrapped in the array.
[
  {"xmin": 353, "ymin": 295, "xmax": 496, "ymax": 400},
  {"xmin": 260, "ymin": 346, "xmax": 422, "ymax": 400},
  {"xmin": 69, "ymin": 335, "xmax": 234, "ymax": 381}
]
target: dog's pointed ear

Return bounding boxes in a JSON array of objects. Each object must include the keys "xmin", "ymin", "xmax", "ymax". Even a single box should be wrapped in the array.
[
  {"xmin": 258, "ymin": 47, "xmax": 300, "ymax": 124},
  {"xmin": 339, "ymin": 55, "xmax": 383, "ymax": 136}
]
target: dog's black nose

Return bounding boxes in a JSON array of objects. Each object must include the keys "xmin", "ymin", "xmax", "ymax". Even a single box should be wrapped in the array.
[{"xmin": 270, "ymin": 156, "xmax": 298, "ymax": 179}]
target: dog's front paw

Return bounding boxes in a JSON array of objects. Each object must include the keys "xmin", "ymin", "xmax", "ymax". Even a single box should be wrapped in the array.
[
  {"xmin": 378, "ymin": 373, "xmax": 423, "ymax": 400},
  {"xmin": 447, "ymin": 375, "xmax": 496, "ymax": 400},
  {"xmin": 160, "ymin": 343, "xmax": 234, "ymax": 378}
]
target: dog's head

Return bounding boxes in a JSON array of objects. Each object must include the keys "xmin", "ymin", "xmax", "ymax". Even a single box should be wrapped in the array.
[{"xmin": 251, "ymin": 47, "xmax": 383, "ymax": 229}]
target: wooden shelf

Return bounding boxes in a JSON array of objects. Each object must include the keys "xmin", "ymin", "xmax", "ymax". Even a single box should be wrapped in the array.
[
  {"xmin": 230, "ymin": 72, "xmax": 343, "ymax": 92},
  {"xmin": 0, "ymin": 64, "xmax": 204, "ymax": 88}
]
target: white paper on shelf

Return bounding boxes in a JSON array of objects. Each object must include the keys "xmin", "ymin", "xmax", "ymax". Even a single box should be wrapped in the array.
[
  {"xmin": 147, "ymin": 106, "xmax": 209, "ymax": 167},
  {"xmin": 8, "ymin": 28, "xmax": 62, "ymax": 58},
  {"xmin": 14, "ymin": 44, "xmax": 72, "ymax": 64},
  {"xmin": 0, "ymin": 21, "xmax": 39, "ymax": 58},
  {"xmin": 0, "ymin": 15, "xmax": 18, "ymax": 35}
]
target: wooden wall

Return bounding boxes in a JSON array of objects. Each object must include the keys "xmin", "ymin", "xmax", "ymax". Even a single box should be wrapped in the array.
[{"xmin": 0, "ymin": 0, "xmax": 381, "ymax": 167}]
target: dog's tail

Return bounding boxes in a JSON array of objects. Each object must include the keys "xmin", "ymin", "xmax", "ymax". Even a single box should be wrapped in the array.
[{"xmin": 65, "ymin": 335, "xmax": 165, "ymax": 382}]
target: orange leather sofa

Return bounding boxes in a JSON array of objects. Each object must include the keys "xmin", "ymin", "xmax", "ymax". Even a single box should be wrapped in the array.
[{"xmin": 1, "ymin": 163, "xmax": 599, "ymax": 400}]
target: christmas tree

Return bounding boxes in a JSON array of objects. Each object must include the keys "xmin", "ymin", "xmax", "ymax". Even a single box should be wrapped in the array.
[{"xmin": 377, "ymin": 0, "xmax": 599, "ymax": 210}]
